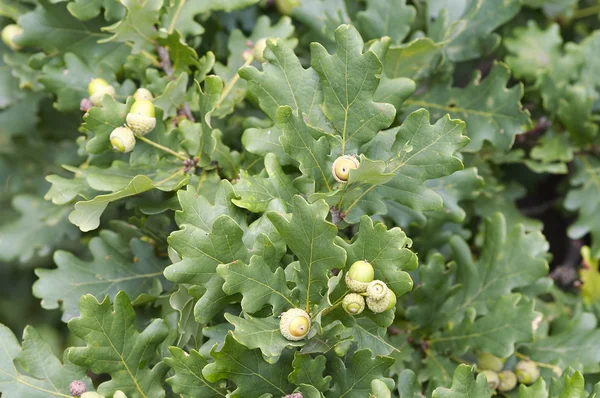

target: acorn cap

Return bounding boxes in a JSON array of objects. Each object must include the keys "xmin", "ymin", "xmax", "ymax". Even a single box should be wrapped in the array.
[
  {"xmin": 332, "ymin": 155, "xmax": 359, "ymax": 183},
  {"xmin": 280, "ymin": 308, "xmax": 310, "ymax": 341},
  {"xmin": 497, "ymin": 370, "xmax": 517, "ymax": 392},
  {"xmin": 1, "ymin": 24, "xmax": 24, "ymax": 51},
  {"xmin": 342, "ymin": 293, "xmax": 365, "ymax": 315},
  {"xmin": 110, "ymin": 126, "xmax": 136, "ymax": 153},
  {"xmin": 515, "ymin": 360, "xmax": 540, "ymax": 385},
  {"xmin": 480, "ymin": 370, "xmax": 499, "ymax": 390},
  {"xmin": 366, "ymin": 280, "xmax": 389, "ymax": 301},
  {"xmin": 366, "ymin": 290, "xmax": 392, "ymax": 313}
]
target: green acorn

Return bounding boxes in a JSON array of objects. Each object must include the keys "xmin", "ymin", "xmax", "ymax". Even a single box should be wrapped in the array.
[
  {"xmin": 332, "ymin": 155, "xmax": 359, "ymax": 183},
  {"xmin": 342, "ymin": 293, "xmax": 365, "ymax": 315},
  {"xmin": 366, "ymin": 280, "xmax": 388, "ymax": 301},
  {"xmin": 80, "ymin": 393, "xmax": 104, "ymax": 398},
  {"xmin": 253, "ymin": 38, "xmax": 268, "ymax": 63},
  {"xmin": 126, "ymin": 100, "xmax": 156, "ymax": 135},
  {"xmin": 279, "ymin": 308, "xmax": 310, "ymax": 341},
  {"xmin": 345, "ymin": 260, "xmax": 374, "ymax": 293},
  {"xmin": 385, "ymin": 290, "xmax": 397, "ymax": 311},
  {"xmin": 133, "ymin": 87, "xmax": 153, "ymax": 101},
  {"xmin": 515, "ymin": 360, "xmax": 540, "ymax": 385},
  {"xmin": 366, "ymin": 290, "xmax": 392, "ymax": 314},
  {"xmin": 476, "ymin": 352, "xmax": 504, "ymax": 372},
  {"xmin": 110, "ymin": 126, "xmax": 136, "ymax": 153},
  {"xmin": 497, "ymin": 370, "xmax": 517, "ymax": 392},
  {"xmin": 1, "ymin": 24, "xmax": 23, "ymax": 51},
  {"xmin": 113, "ymin": 391, "xmax": 127, "ymax": 398},
  {"xmin": 88, "ymin": 78, "xmax": 116, "ymax": 106},
  {"xmin": 480, "ymin": 370, "xmax": 499, "ymax": 390}
]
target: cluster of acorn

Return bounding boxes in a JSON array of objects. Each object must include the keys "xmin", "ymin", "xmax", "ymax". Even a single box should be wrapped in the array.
[
  {"xmin": 68, "ymin": 380, "xmax": 126, "ymax": 398},
  {"xmin": 343, "ymin": 260, "xmax": 395, "ymax": 314},
  {"xmin": 87, "ymin": 78, "xmax": 157, "ymax": 154},
  {"xmin": 477, "ymin": 352, "xmax": 543, "ymax": 392}
]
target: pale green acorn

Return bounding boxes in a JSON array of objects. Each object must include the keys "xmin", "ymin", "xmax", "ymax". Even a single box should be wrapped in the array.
[
  {"xmin": 515, "ymin": 360, "xmax": 540, "ymax": 385},
  {"xmin": 332, "ymin": 155, "xmax": 359, "ymax": 183},
  {"xmin": 113, "ymin": 391, "xmax": 128, "ymax": 398},
  {"xmin": 366, "ymin": 290, "xmax": 392, "ymax": 314},
  {"xmin": 366, "ymin": 280, "xmax": 388, "ymax": 301},
  {"xmin": 133, "ymin": 87, "xmax": 153, "ymax": 101},
  {"xmin": 497, "ymin": 370, "xmax": 517, "ymax": 392},
  {"xmin": 88, "ymin": 78, "xmax": 116, "ymax": 107},
  {"xmin": 126, "ymin": 100, "xmax": 156, "ymax": 135},
  {"xmin": 110, "ymin": 127, "xmax": 136, "ymax": 153},
  {"xmin": 345, "ymin": 260, "xmax": 374, "ymax": 293},
  {"xmin": 1, "ymin": 24, "xmax": 23, "ymax": 51},
  {"xmin": 279, "ymin": 308, "xmax": 310, "ymax": 341},
  {"xmin": 480, "ymin": 370, "xmax": 499, "ymax": 390},
  {"xmin": 477, "ymin": 352, "xmax": 504, "ymax": 372},
  {"xmin": 81, "ymin": 393, "xmax": 104, "ymax": 398},
  {"xmin": 342, "ymin": 293, "xmax": 365, "ymax": 315}
]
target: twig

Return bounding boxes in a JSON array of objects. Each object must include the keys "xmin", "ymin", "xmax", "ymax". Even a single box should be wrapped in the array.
[
  {"xmin": 215, "ymin": 54, "xmax": 254, "ymax": 110},
  {"xmin": 157, "ymin": 46, "xmax": 174, "ymax": 79},
  {"xmin": 330, "ymin": 206, "xmax": 343, "ymax": 225},
  {"xmin": 549, "ymin": 239, "xmax": 582, "ymax": 287},
  {"xmin": 573, "ymin": 5, "xmax": 600, "ymax": 19},
  {"xmin": 135, "ymin": 134, "xmax": 188, "ymax": 161},
  {"xmin": 178, "ymin": 103, "xmax": 195, "ymax": 122}
]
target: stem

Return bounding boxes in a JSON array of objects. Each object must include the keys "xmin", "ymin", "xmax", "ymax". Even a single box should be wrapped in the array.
[
  {"xmin": 573, "ymin": 5, "xmax": 600, "ymax": 19},
  {"xmin": 135, "ymin": 134, "xmax": 188, "ymax": 161},
  {"xmin": 168, "ymin": 0, "xmax": 186, "ymax": 34},
  {"xmin": 215, "ymin": 54, "xmax": 254, "ymax": 109},
  {"xmin": 514, "ymin": 352, "xmax": 560, "ymax": 370},
  {"xmin": 320, "ymin": 300, "xmax": 343, "ymax": 317}
]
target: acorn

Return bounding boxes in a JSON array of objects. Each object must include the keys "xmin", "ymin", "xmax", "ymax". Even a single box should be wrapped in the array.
[
  {"xmin": 126, "ymin": 99, "xmax": 156, "ymax": 135},
  {"xmin": 110, "ymin": 126, "xmax": 136, "ymax": 153},
  {"xmin": 515, "ymin": 360, "xmax": 540, "ymax": 385},
  {"xmin": 480, "ymin": 370, "xmax": 499, "ymax": 390},
  {"xmin": 497, "ymin": 370, "xmax": 517, "ymax": 392},
  {"xmin": 88, "ymin": 78, "xmax": 116, "ymax": 107},
  {"xmin": 366, "ymin": 280, "xmax": 388, "ymax": 301},
  {"xmin": 385, "ymin": 290, "xmax": 397, "ymax": 311},
  {"xmin": 80, "ymin": 393, "xmax": 104, "ymax": 398},
  {"xmin": 477, "ymin": 352, "xmax": 504, "ymax": 372},
  {"xmin": 133, "ymin": 87, "xmax": 153, "ymax": 101},
  {"xmin": 332, "ymin": 155, "xmax": 359, "ymax": 183},
  {"xmin": 113, "ymin": 391, "xmax": 127, "ymax": 398},
  {"xmin": 1, "ymin": 24, "xmax": 23, "ymax": 51},
  {"xmin": 345, "ymin": 260, "xmax": 374, "ymax": 293},
  {"xmin": 366, "ymin": 290, "xmax": 392, "ymax": 314},
  {"xmin": 280, "ymin": 308, "xmax": 310, "ymax": 341},
  {"xmin": 342, "ymin": 293, "xmax": 365, "ymax": 315}
]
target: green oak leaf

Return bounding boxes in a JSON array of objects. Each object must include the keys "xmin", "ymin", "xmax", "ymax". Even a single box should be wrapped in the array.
[
  {"xmin": 0, "ymin": 195, "xmax": 79, "ymax": 264},
  {"xmin": 100, "ymin": 0, "xmax": 162, "ymax": 53},
  {"xmin": 82, "ymin": 95, "xmax": 134, "ymax": 154},
  {"xmin": 161, "ymin": 0, "xmax": 205, "ymax": 37},
  {"xmin": 0, "ymin": 324, "xmax": 93, "ymax": 397},
  {"xmin": 165, "ymin": 347, "xmax": 227, "ymax": 398},
  {"xmin": 311, "ymin": 24, "xmax": 396, "ymax": 153},
  {"xmin": 435, "ymin": 0, "xmax": 521, "ymax": 62},
  {"xmin": 169, "ymin": 285, "xmax": 202, "ymax": 348},
  {"xmin": 33, "ymin": 230, "xmax": 167, "ymax": 321},
  {"xmin": 517, "ymin": 377, "xmax": 548, "ymax": 398},
  {"xmin": 432, "ymin": 364, "xmax": 491, "ymax": 398},
  {"xmin": 232, "ymin": 153, "xmax": 298, "ymax": 213},
  {"xmin": 290, "ymin": 0, "xmax": 349, "ymax": 43},
  {"xmin": 327, "ymin": 349, "xmax": 393, "ymax": 398},
  {"xmin": 431, "ymin": 294, "xmax": 538, "ymax": 357},
  {"xmin": 203, "ymin": 334, "xmax": 295, "ymax": 397},
  {"xmin": 17, "ymin": 1, "xmax": 128, "ymax": 71},
  {"xmin": 565, "ymin": 156, "xmax": 600, "ymax": 258},
  {"xmin": 68, "ymin": 292, "xmax": 169, "ymax": 398},
  {"xmin": 157, "ymin": 31, "xmax": 199, "ymax": 77},
  {"xmin": 435, "ymin": 213, "xmax": 548, "ymax": 329},
  {"xmin": 154, "ymin": 72, "xmax": 189, "ymax": 119},
  {"xmin": 217, "ymin": 256, "xmax": 294, "ymax": 315},
  {"xmin": 268, "ymin": 195, "xmax": 346, "ymax": 309},
  {"xmin": 337, "ymin": 215, "xmax": 416, "ymax": 297},
  {"xmin": 404, "ymin": 62, "xmax": 532, "ymax": 152},
  {"xmin": 289, "ymin": 353, "xmax": 331, "ymax": 392},
  {"xmin": 526, "ymin": 129, "xmax": 573, "ymax": 174},
  {"xmin": 239, "ymin": 38, "xmax": 326, "ymax": 130},
  {"xmin": 276, "ymin": 106, "xmax": 333, "ymax": 192},
  {"xmin": 380, "ymin": 37, "xmax": 444, "ymax": 81},
  {"xmin": 66, "ymin": 0, "xmax": 125, "ymax": 21},
  {"xmin": 524, "ymin": 311, "xmax": 600, "ymax": 374},
  {"xmin": 357, "ymin": 0, "xmax": 416, "ymax": 44}
]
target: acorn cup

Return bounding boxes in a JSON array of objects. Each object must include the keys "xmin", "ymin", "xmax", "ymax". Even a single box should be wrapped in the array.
[{"xmin": 280, "ymin": 308, "xmax": 311, "ymax": 341}]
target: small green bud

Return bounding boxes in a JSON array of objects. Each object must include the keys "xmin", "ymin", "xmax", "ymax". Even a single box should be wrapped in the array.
[
  {"xmin": 110, "ymin": 126, "xmax": 136, "ymax": 153},
  {"xmin": 345, "ymin": 260, "xmax": 374, "ymax": 293},
  {"xmin": 476, "ymin": 352, "xmax": 504, "ymax": 372},
  {"xmin": 1, "ymin": 24, "xmax": 23, "ymax": 51},
  {"xmin": 280, "ymin": 308, "xmax": 310, "ymax": 341},
  {"xmin": 126, "ymin": 100, "xmax": 156, "ymax": 135},
  {"xmin": 480, "ymin": 370, "xmax": 499, "ymax": 390},
  {"xmin": 133, "ymin": 88, "xmax": 153, "ymax": 101},
  {"xmin": 497, "ymin": 370, "xmax": 517, "ymax": 392},
  {"xmin": 366, "ymin": 280, "xmax": 388, "ymax": 301},
  {"xmin": 275, "ymin": 0, "xmax": 300, "ymax": 15},
  {"xmin": 342, "ymin": 293, "xmax": 365, "ymax": 315},
  {"xmin": 515, "ymin": 360, "xmax": 540, "ymax": 385},
  {"xmin": 88, "ymin": 78, "xmax": 116, "ymax": 106}
]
